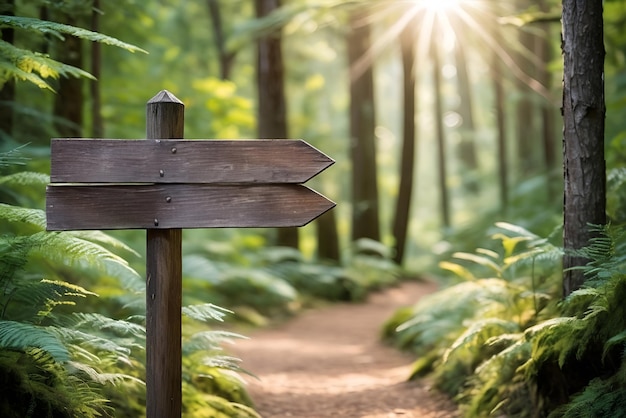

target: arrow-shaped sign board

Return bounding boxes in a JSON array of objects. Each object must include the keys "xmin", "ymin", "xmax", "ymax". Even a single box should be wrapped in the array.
[
  {"xmin": 46, "ymin": 139, "xmax": 335, "ymax": 231},
  {"xmin": 47, "ymin": 183, "xmax": 334, "ymax": 230},
  {"xmin": 50, "ymin": 139, "xmax": 334, "ymax": 184}
]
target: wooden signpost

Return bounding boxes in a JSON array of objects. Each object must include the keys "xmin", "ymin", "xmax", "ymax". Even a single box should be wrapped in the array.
[{"xmin": 46, "ymin": 90, "xmax": 334, "ymax": 417}]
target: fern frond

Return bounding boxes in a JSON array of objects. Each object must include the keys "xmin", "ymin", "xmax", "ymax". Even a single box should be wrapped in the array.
[
  {"xmin": 603, "ymin": 330, "xmax": 626, "ymax": 361},
  {"xmin": 0, "ymin": 15, "xmax": 147, "ymax": 53},
  {"xmin": 8, "ymin": 278, "xmax": 97, "ymax": 320},
  {"xmin": 465, "ymin": 339, "xmax": 532, "ymax": 417},
  {"xmin": 491, "ymin": 233, "xmax": 533, "ymax": 258},
  {"xmin": 52, "ymin": 327, "xmax": 136, "ymax": 357},
  {"xmin": 183, "ymin": 303, "xmax": 233, "ymax": 323},
  {"xmin": 0, "ymin": 320, "xmax": 69, "ymax": 362},
  {"xmin": 0, "ymin": 171, "xmax": 49, "ymax": 188},
  {"xmin": 495, "ymin": 222, "xmax": 541, "ymax": 240},
  {"xmin": 201, "ymin": 355, "xmax": 244, "ymax": 371},
  {"xmin": 439, "ymin": 260, "xmax": 476, "ymax": 280},
  {"xmin": 525, "ymin": 317, "xmax": 583, "ymax": 367},
  {"xmin": 0, "ymin": 58, "xmax": 53, "ymax": 89},
  {"xmin": 65, "ymin": 230, "xmax": 140, "ymax": 258},
  {"xmin": 549, "ymin": 376, "xmax": 626, "ymax": 418},
  {"xmin": 444, "ymin": 318, "xmax": 520, "ymax": 362},
  {"xmin": 70, "ymin": 312, "xmax": 145, "ymax": 339},
  {"xmin": 0, "ymin": 234, "xmax": 32, "ymax": 282},
  {"xmin": 31, "ymin": 231, "xmax": 141, "ymax": 286},
  {"xmin": 0, "ymin": 203, "xmax": 46, "ymax": 229},
  {"xmin": 67, "ymin": 361, "xmax": 145, "ymax": 386},
  {"xmin": 0, "ymin": 40, "xmax": 94, "ymax": 90},
  {"xmin": 183, "ymin": 330, "xmax": 247, "ymax": 356},
  {"xmin": 0, "ymin": 145, "xmax": 29, "ymax": 167},
  {"xmin": 452, "ymin": 252, "xmax": 502, "ymax": 275}
]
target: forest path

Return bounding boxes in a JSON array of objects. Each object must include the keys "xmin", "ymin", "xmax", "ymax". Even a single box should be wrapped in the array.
[{"xmin": 231, "ymin": 280, "xmax": 460, "ymax": 418}]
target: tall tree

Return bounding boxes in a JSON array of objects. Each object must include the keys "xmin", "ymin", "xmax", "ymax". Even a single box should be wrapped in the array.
[
  {"xmin": 452, "ymin": 19, "xmax": 479, "ymax": 191},
  {"xmin": 51, "ymin": 9, "xmax": 84, "ymax": 137},
  {"xmin": 562, "ymin": 0, "xmax": 606, "ymax": 296},
  {"xmin": 347, "ymin": 9, "xmax": 380, "ymax": 242},
  {"xmin": 392, "ymin": 14, "xmax": 418, "ymax": 265},
  {"xmin": 492, "ymin": 29, "xmax": 509, "ymax": 216},
  {"xmin": 255, "ymin": 0, "xmax": 299, "ymax": 248},
  {"xmin": 537, "ymin": 0, "xmax": 558, "ymax": 197},
  {"xmin": 514, "ymin": 20, "xmax": 537, "ymax": 179},
  {"xmin": 90, "ymin": 0, "xmax": 103, "ymax": 138},
  {"xmin": 207, "ymin": 0, "xmax": 235, "ymax": 80},
  {"xmin": 0, "ymin": 0, "xmax": 15, "ymax": 142},
  {"xmin": 431, "ymin": 36, "xmax": 450, "ymax": 228}
]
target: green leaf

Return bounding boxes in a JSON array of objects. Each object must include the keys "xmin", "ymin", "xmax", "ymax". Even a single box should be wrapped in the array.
[
  {"xmin": 183, "ymin": 303, "xmax": 233, "ymax": 323},
  {"xmin": 0, "ymin": 320, "xmax": 70, "ymax": 362},
  {"xmin": 453, "ymin": 251, "xmax": 502, "ymax": 274},
  {"xmin": 0, "ymin": 16, "xmax": 147, "ymax": 53},
  {"xmin": 0, "ymin": 203, "xmax": 46, "ymax": 230}
]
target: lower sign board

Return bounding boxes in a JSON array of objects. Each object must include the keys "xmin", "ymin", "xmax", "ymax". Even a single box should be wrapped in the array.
[{"xmin": 46, "ymin": 184, "xmax": 335, "ymax": 230}]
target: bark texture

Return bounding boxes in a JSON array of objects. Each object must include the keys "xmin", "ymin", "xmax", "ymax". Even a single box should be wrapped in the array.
[{"xmin": 562, "ymin": 0, "xmax": 606, "ymax": 296}]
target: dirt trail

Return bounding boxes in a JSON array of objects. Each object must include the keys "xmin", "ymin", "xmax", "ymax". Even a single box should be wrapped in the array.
[{"xmin": 231, "ymin": 281, "xmax": 460, "ymax": 418}]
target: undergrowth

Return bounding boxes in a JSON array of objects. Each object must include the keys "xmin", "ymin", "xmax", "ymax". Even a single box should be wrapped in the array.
[
  {"xmin": 385, "ymin": 222, "xmax": 626, "ymax": 417},
  {"xmin": 0, "ymin": 161, "xmax": 259, "ymax": 417}
]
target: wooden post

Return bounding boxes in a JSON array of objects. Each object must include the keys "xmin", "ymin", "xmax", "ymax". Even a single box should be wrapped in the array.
[{"xmin": 145, "ymin": 90, "xmax": 184, "ymax": 418}]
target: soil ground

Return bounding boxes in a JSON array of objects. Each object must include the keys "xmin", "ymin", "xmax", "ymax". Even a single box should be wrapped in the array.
[{"xmin": 231, "ymin": 280, "xmax": 461, "ymax": 418}]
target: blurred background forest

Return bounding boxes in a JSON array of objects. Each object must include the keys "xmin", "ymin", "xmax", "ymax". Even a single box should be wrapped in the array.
[{"xmin": 2, "ymin": 0, "xmax": 626, "ymax": 417}]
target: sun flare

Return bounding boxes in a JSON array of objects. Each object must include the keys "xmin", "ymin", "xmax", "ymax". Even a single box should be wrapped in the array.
[{"xmin": 419, "ymin": 0, "xmax": 465, "ymax": 14}]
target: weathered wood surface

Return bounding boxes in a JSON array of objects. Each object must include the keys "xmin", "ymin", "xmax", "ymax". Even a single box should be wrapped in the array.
[
  {"xmin": 145, "ymin": 90, "xmax": 183, "ymax": 418},
  {"xmin": 146, "ymin": 228, "xmax": 182, "ymax": 418},
  {"xmin": 46, "ymin": 184, "xmax": 335, "ymax": 230},
  {"xmin": 50, "ymin": 139, "xmax": 333, "ymax": 184}
]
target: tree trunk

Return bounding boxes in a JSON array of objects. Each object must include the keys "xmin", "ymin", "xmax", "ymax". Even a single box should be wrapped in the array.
[
  {"xmin": 255, "ymin": 0, "xmax": 298, "ymax": 248},
  {"xmin": 492, "ymin": 45, "xmax": 509, "ymax": 216},
  {"xmin": 90, "ymin": 0, "xmax": 103, "ymax": 138},
  {"xmin": 347, "ymin": 10, "xmax": 380, "ymax": 242},
  {"xmin": 538, "ymin": 0, "xmax": 558, "ymax": 198},
  {"xmin": 454, "ymin": 35, "xmax": 479, "ymax": 192},
  {"xmin": 562, "ymin": 0, "xmax": 606, "ymax": 296},
  {"xmin": 392, "ymin": 18, "xmax": 417, "ymax": 265},
  {"xmin": 316, "ymin": 210, "xmax": 340, "ymax": 262},
  {"xmin": 207, "ymin": 0, "xmax": 235, "ymax": 80},
  {"xmin": 53, "ymin": 14, "xmax": 84, "ymax": 138},
  {"xmin": 431, "ymin": 41, "xmax": 450, "ymax": 228},
  {"xmin": 0, "ymin": 0, "xmax": 15, "ymax": 143},
  {"xmin": 515, "ymin": 19, "xmax": 536, "ymax": 179}
]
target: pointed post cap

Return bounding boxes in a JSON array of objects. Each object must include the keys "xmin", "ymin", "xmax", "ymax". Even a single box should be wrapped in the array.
[{"xmin": 148, "ymin": 90, "xmax": 184, "ymax": 105}]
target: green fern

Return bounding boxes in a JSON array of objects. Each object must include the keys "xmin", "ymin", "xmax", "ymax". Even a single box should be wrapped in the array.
[
  {"xmin": 183, "ymin": 303, "xmax": 234, "ymax": 323},
  {"xmin": 464, "ymin": 339, "xmax": 532, "ymax": 417},
  {"xmin": 0, "ymin": 320, "xmax": 69, "ymax": 362},
  {"xmin": 0, "ymin": 203, "xmax": 47, "ymax": 230},
  {"xmin": 0, "ymin": 15, "xmax": 147, "ymax": 52},
  {"xmin": 0, "ymin": 39, "xmax": 94, "ymax": 89},
  {"xmin": 549, "ymin": 374, "xmax": 626, "ymax": 418},
  {"xmin": 443, "ymin": 318, "xmax": 521, "ymax": 363},
  {"xmin": 184, "ymin": 330, "xmax": 247, "ymax": 356},
  {"xmin": 386, "ymin": 222, "xmax": 565, "ymax": 416},
  {"xmin": 0, "ymin": 15, "xmax": 146, "ymax": 90}
]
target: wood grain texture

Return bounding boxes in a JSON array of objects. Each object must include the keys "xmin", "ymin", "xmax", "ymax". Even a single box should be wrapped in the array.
[
  {"xmin": 146, "ymin": 228, "xmax": 182, "ymax": 418},
  {"xmin": 50, "ymin": 139, "xmax": 334, "ymax": 184},
  {"xmin": 145, "ymin": 90, "xmax": 183, "ymax": 418},
  {"xmin": 46, "ymin": 184, "xmax": 335, "ymax": 230}
]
